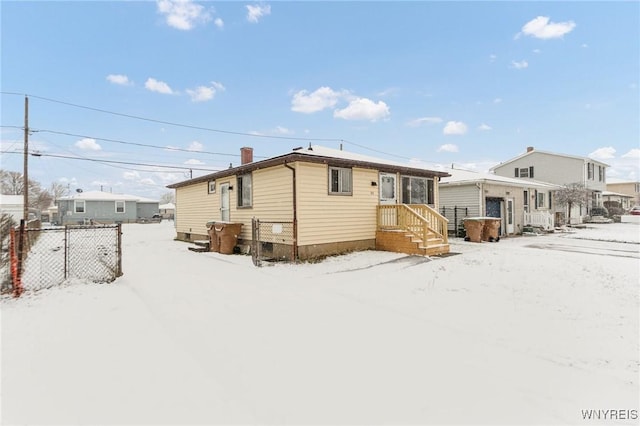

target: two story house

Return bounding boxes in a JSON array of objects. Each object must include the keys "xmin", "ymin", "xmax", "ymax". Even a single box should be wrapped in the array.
[
  {"xmin": 491, "ymin": 147, "xmax": 609, "ymax": 224},
  {"xmin": 606, "ymin": 179, "xmax": 640, "ymax": 207}
]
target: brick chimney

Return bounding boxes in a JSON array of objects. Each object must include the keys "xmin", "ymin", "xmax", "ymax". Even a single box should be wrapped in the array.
[
  {"xmin": 240, "ymin": 147, "xmax": 253, "ymax": 165},
  {"xmin": 527, "ymin": 146, "xmax": 534, "ymax": 153}
]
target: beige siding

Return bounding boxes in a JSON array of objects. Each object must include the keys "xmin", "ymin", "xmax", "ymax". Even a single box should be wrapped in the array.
[
  {"xmin": 230, "ymin": 166, "xmax": 294, "ymax": 242},
  {"xmin": 175, "ymin": 181, "xmax": 218, "ymax": 237},
  {"xmin": 296, "ymin": 162, "xmax": 379, "ymax": 246},
  {"xmin": 175, "ymin": 166, "xmax": 294, "ymax": 242}
]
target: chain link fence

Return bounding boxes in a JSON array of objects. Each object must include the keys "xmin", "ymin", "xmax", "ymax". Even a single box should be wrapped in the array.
[
  {"xmin": 251, "ymin": 218, "xmax": 295, "ymax": 266},
  {"xmin": 1, "ymin": 223, "xmax": 122, "ymax": 296}
]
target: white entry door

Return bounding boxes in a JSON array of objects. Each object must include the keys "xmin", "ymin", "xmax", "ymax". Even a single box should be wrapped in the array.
[
  {"xmin": 506, "ymin": 198, "xmax": 515, "ymax": 234},
  {"xmin": 379, "ymin": 173, "xmax": 397, "ymax": 204},
  {"xmin": 220, "ymin": 183, "xmax": 230, "ymax": 221}
]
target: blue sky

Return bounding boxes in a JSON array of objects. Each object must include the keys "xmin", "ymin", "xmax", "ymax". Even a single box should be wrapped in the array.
[{"xmin": 1, "ymin": 1, "xmax": 639, "ymax": 199}]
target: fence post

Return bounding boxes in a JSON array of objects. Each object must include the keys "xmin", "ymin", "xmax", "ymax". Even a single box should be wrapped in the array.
[
  {"xmin": 10, "ymin": 227, "xmax": 23, "ymax": 297},
  {"xmin": 64, "ymin": 225, "xmax": 69, "ymax": 280},
  {"xmin": 116, "ymin": 223, "xmax": 123, "ymax": 277}
]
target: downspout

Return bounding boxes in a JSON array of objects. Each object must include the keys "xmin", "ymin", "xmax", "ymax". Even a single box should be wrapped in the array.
[{"xmin": 284, "ymin": 162, "xmax": 298, "ymax": 260}]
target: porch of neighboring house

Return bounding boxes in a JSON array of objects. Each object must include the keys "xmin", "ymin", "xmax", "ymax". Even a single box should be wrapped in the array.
[
  {"xmin": 525, "ymin": 210, "xmax": 555, "ymax": 231},
  {"xmin": 376, "ymin": 204, "xmax": 450, "ymax": 256}
]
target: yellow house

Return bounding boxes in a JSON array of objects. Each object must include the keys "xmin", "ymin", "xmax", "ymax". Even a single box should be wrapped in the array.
[{"xmin": 167, "ymin": 145, "xmax": 451, "ymax": 260}]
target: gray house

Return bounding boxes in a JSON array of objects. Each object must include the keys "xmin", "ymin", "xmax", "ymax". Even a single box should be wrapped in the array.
[
  {"xmin": 491, "ymin": 147, "xmax": 609, "ymax": 224},
  {"xmin": 56, "ymin": 191, "xmax": 159, "ymax": 225}
]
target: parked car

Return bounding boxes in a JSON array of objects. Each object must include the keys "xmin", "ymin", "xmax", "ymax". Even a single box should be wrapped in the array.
[{"xmin": 629, "ymin": 206, "xmax": 640, "ymax": 215}]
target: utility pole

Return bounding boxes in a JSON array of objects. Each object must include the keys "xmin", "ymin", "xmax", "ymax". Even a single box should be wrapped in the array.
[{"xmin": 23, "ymin": 96, "xmax": 29, "ymax": 221}]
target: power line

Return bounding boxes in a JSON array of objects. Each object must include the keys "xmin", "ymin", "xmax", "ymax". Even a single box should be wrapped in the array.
[
  {"xmin": 1, "ymin": 91, "xmax": 343, "ymax": 143},
  {"xmin": 3, "ymin": 150, "xmax": 220, "ymax": 172},
  {"xmin": 35, "ymin": 128, "xmax": 264, "ymax": 158}
]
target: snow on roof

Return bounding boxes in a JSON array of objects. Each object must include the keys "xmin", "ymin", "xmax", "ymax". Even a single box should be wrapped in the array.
[
  {"xmin": 295, "ymin": 145, "xmax": 447, "ymax": 174},
  {"xmin": 606, "ymin": 178, "xmax": 639, "ymax": 184},
  {"xmin": 57, "ymin": 190, "xmax": 158, "ymax": 203},
  {"xmin": 0, "ymin": 194, "xmax": 24, "ymax": 205},
  {"xmin": 441, "ymin": 167, "xmax": 560, "ymax": 189},
  {"xmin": 159, "ymin": 203, "xmax": 175, "ymax": 209},
  {"xmin": 602, "ymin": 190, "xmax": 633, "ymax": 198}
]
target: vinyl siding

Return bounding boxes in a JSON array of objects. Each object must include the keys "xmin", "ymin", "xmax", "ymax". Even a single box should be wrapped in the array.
[
  {"xmin": 296, "ymin": 162, "xmax": 379, "ymax": 246},
  {"xmin": 229, "ymin": 166, "xmax": 294, "ymax": 242},
  {"xmin": 175, "ymin": 166, "xmax": 294, "ymax": 241},
  {"xmin": 175, "ymin": 181, "xmax": 218, "ymax": 237}
]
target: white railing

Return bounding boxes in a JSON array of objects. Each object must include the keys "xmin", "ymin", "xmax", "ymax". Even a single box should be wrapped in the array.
[{"xmin": 524, "ymin": 211, "xmax": 554, "ymax": 230}]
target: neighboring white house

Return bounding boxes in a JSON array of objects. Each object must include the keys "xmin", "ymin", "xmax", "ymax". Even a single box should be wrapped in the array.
[
  {"xmin": 0, "ymin": 194, "xmax": 24, "ymax": 222},
  {"xmin": 439, "ymin": 168, "xmax": 560, "ymax": 236},
  {"xmin": 491, "ymin": 147, "xmax": 609, "ymax": 224},
  {"xmin": 602, "ymin": 191, "xmax": 634, "ymax": 211}
]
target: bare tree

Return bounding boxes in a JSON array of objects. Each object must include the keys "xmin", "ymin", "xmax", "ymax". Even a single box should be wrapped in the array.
[
  {"xmin": 0, "ymin": 170, "xmax": 24, "ymax": 195},
  {"xmin": 49, "ymin": 181, "xmax": 69, "ymax": 200},
  {"xmin": 159, "ymin": 191, "xmax": 175, "ymax": 204},
  {"xmin": 554, "ymin": 183, "xmax": 588, "ymax": 223}
]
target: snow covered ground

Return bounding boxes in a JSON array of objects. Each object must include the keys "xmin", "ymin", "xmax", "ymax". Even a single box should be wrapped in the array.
[{"xmin": 2, "ymin": 221, "xmax": 639, "ymax": 425}]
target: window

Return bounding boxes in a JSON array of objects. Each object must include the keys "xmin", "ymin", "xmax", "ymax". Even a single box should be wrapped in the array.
[
  {"xmin": 401, "ymin": 176, "xmax": 434, "ymax": 205},
  {"xmin": 74, "ymin": 200, "xmax": 85, "ymax": 214},
  {"xmin": 537, "ymin": 192, "xmax": 545, "ymax": 208},
  {"xmin": 519, "ymin": 168, "xmax": 529, "ymax": 178},
  {"xmin": 115, "ymin": 201, "xmax": 125, "ymax": 213},
  {"xmin": 588, "ymin": 163, "xmax": 594, "ymax": 180},
  {"xmin": 523, "ymin": 190, "xmax": 529, "ymax": 212},
  {"xmin": 208, "ymin": 180, "xmax": 216, "ymax": 194},
  {"xmin": 635, "ymin": 183, "xmax": 640, "ymax": 193},
  {"xmin": 329, "ymin": 167, "xmax": 352, "ymax": 195},
  {"xmin": 598, "ymin": 166, "xmax": 604, "ymax": 182},
  {"xmin": 549, "ymin": 192, "xmax": 553, "ymax": 209},
  {"xmin": 237, "ymin": 174, "xmax": 252, "ymax": 207}
]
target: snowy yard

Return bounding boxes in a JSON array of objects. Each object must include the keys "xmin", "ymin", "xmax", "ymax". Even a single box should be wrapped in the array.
[{"xmin": 2, "ymin": 221, "xmax": 639, "ymax": 425}]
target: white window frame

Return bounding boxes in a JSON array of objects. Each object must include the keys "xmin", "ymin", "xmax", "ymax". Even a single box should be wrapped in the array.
[
  {"xmin": 208, "ymin": 180, "xmax": 216, "ymax": 194},
  {"xmin": 519, "ymin": 168, "xmax": 529, "ymax": 178},
  {"xmin": 115, "ymin": 200, "xmax": 125, "ymax": 214},
  {"xmin": 537, "ymin": 192, "xmax": 545, "ymax": 208},
  {"xmin": 74, "ymin": 200, "xmax": 85, "ymax": 214},
  {"xmin": 329, "ymin": 167, "xmax": 352, "ymax": 195}
]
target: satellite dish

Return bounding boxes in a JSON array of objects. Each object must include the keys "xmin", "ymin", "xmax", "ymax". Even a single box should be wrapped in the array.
[{"xmin": 76, "ymin": 188, "xmax": 83, "ymax": 193}]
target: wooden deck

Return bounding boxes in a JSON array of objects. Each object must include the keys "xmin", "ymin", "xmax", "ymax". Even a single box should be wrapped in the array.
[{"xmin": 376, "ymin": 204, "xmax": 450, "ymax": 256}]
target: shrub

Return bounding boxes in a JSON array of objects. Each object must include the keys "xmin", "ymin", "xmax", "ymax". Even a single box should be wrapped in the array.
[{"xmin": 590, "ymin": 206, "xmax": 609, "ymax": 217}]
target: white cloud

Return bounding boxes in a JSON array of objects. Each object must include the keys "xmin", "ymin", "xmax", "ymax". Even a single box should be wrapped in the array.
[
  {"xmin": 494, "ymin": 98, "xmax": 502, "ymax": 104},
  {"xmin": 581, "ymin": 43, "xmax": 589, "ymax": 48},
  {"xmin": 123, "ymin": 171, "xmax": 140, "ymax": 181},
  {"xmin": 406, "ymin": 117, "xmax": 443, "ymax": 127},
  {"xmin": 622, "ymin": 149, "xmax": 640, "ymax": 159},
  {"xmin": 188, "ymin": 141, "xmax": 204, "ymax": 151},
  {"xmin": 246, "ymin": 4, "xmax": 271, "ymax": 23},
  {"xmin": 333, "ymin": 98, "xmax": 390, "ymax": 122},
  {"xmin": 533, "ymin": 49, "xmax": 541, "ymax": 54},
  {"xmin": 291, "ymin": 86, "xmax": 345, "ymax": 113},
  {"xmin": 273, "ymin": 126, "xmax": 294, "ymax": 135},
  {"xmin": 478, "ymin": 123, "xmax": 492, "ymax": 131},
  {"xmin": 186, "ymin": 82, "xmax": 225, "ymax": 102},
  {"xmin": 185, "ymin": 159, "xmax": 205, "ymax": 165},
  {"xmin": 106, "ymin": 74, "xmax": 132, "ymax": 86},
  {"xmin": 517, "ymin": 16, "xmax": 576, "ymax": 40},
  {"xmin": 437, "ymin": 144, "xmax": 459, "ymax": 153},
  {"xmin": 489, "ymin": 54, "xmax": 497, "ymax": 62},
  {"xmin": 139, "ymin": 178, "xmax": 156, "ymax": 185},
  {"xmin": 510, "ymin": 60, "xmax": 529, "ymax": 70},
  {"xmin": 443, "ymin": 121, "xmax": 468, "ymax": 136},
  {"xmin": 589, "ymin": 146, "xmax": 616, "ymax": 160},
  {"xmin": 75, "ymin": 138, "xmax": 102, "ymax": 151},
  {"xmin": 214, "ymin": 18, "xmax": 224, "ymax": 29},
  {"xmin": 157, "ymin": 0, "xmax": 212, "ymax": 30},
  {"xmin": 145, "ymin": 78, "xmax": 174, "ymax": 94}
]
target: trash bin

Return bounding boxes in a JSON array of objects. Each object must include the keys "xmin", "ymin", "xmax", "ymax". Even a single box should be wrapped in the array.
[
  {"xmin": 206, "ymin": 221, "xmax": 220, "ymax": 252},
  {"xmin": 463, "ymin": 218, "xmax": 485, "ymax": 243},
  {"xmin": 216, "ymin": 222, "xmax": 243, "ymax": 254},
  {"xmin": 482, "ymin": 218, "xmax": 501, "ymax": 242}
]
